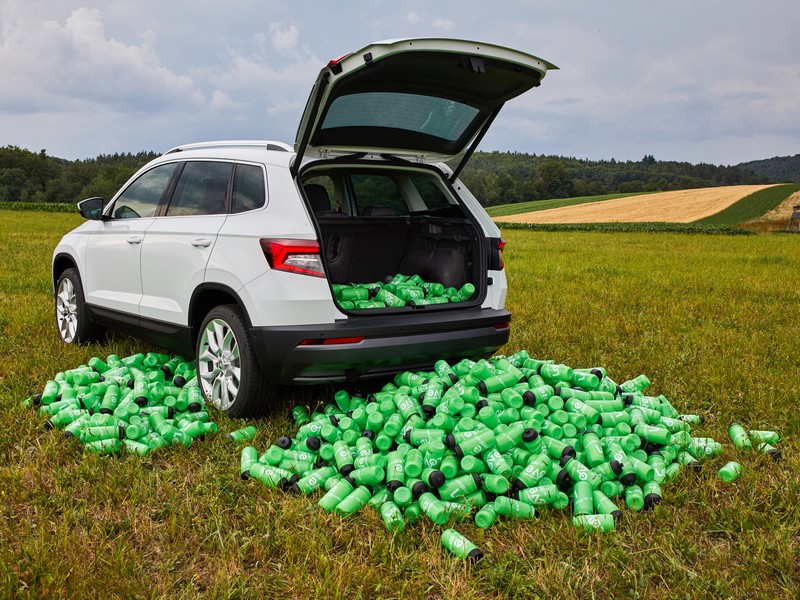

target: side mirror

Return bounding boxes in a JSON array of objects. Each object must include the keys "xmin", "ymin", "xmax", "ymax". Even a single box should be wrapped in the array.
[{"xmin": 77, "ymin": 197, "xmax": 106, "ymax": 220}]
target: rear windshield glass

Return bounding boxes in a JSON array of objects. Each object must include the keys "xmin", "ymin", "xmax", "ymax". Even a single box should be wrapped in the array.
[{"xmin": 321, "ymin": 92, "xmax": 480, "ymax": 142}]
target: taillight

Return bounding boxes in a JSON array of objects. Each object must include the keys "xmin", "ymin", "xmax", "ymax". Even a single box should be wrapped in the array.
[
  {"xmin": 497, "ymin": 238, "xmax": 506, "ymax": 270},
  {"xmin": 260, "ymin": 239, "xmax": 325, "ymax": 278}
]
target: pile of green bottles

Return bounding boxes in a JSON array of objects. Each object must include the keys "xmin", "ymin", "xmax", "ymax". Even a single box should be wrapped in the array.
[
  {"xmin": 332, "ymin": 273, "xmax": 475, "ymax": 309},
  {"xmin": 24, "ymin": 352, "xmax": 218, "ymax": 455},
  {"xmin": 239, "ymin": 350, "xmax": 781, "ymax": 560}
]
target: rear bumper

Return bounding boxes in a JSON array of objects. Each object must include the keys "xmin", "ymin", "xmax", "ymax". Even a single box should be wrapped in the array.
[{"xmin": 250, "ymin": 308, "xmax": 511, "ymax": 384}]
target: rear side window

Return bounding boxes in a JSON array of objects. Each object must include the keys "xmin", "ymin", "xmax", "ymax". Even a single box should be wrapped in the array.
[
  {"xmin": 409, "ymin": 174, "xmax": 452, "ymax": 212},
  {"xmin": 352, "ymin": 174, "xmax": 407, "ymax": 216},
  {"xmin": 232, "ymin": 164, "xmax": 266, "ymax": 213},
  {"xmin": 112, "ymin": 163, "xmax": 177, "ymax": 219},
  {"xmin": 166, "ymin": 161, "xmax": 232, "ymax": 216}
]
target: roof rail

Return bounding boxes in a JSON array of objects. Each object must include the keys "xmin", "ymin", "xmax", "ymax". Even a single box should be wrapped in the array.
[{"xmin": 165, "ymin": 140, "xmax": 293, "ymax": 154}]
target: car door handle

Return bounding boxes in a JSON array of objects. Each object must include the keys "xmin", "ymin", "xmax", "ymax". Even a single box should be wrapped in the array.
[
  {"xmin": 127, "ymin": 236, "xmax": 143, "ymax": 245},
  {"xmin": 192, "ymin": 238, "xmax": 212, "ymax": 248}
]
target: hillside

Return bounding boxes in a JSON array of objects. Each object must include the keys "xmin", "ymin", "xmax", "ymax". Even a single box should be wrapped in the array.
[{"xmin": 737, "ymin": 154, "xmax": 800, "ymax": 183}]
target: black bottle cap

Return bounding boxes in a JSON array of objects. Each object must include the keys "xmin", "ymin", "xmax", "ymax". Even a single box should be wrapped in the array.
[
  {"xmin": 289, "ymin": 483, "xmax": 302, "ymax": 495},
  {"xmin": 645, "ymin": 443, "xmax": 661, "ymax": 455},
  {"xmin": 512, "ymin": 479, "xmax": 528, "ymax": 492},
  {"xmin": 343, "ymin": 476, "xmax": 356, "ymax": 487},
  {"xmin": 472, "ymin": 473, "xmax": 483, "ymax": 489},
  {"xmin": 596, "ymin": 414, "xmax": 605, "ymax": 426},
  {"xmin": 767, "ymin": 448, "xmax": 782, "ymax": 461},
  {"xmin": 418, "ymin": 392, "xmax": 426, "ymax": 402},
  {"xmin": 522, "ymin": 428, "xmax": 538, "ymax": 443},
  {"xmin": 173, "ymin": 375, "xmax": 186, "ymax": 388},
  {"xmin": 188, "ymin": 402, "xmax": 202, "ymax": 413},
  {"xmin": 553, "ymin": 386, "xmax": 562, "ymax": 397},
  {"xmin": 616, "ymin": 385, "xmax": 623, "ymax": 396},
  {"xmin": 32, "ymin": 394, "xmax": 42, "ymax": 406},
  {"xmin": 305, "ymin": 436, "xmax": 321, "ymax": 451},
  {"xmin": 475, "ymin": 399, "xmax": 489, "ymax": 411},
  {"xmin": 620, "ymin": 472, "xmax": 637, "ymax": 486},
  {"xmin": 161, "ymin": 365, "xmax": 172, "ymax": 378},
  {"xmin": 353, "ymin": 392, "xmax": 366, "ymax": 399},
  {"xmin": 277, "ymin": 436, "xmax": 292, "ymax": 449},
  {"xmin": 361, "ymin": 430, "xmax": 374, "ymax": 440},
  {"xmin": 453, "ymin": 444, "xmax": 464, "ymax": 459},
  {"xmin": 623, "ymin": 394, "xmax": 634, "ymax": 406},
  {"xmin": 411, "ymin": 481, "xmax": 429, "ymax": 499},
  {"xmin": 421, "ymin": 405, "xmax": 436, "ymax": 419},
  {"xmin": 609, "ymin": 460, "xmax": 623, "ymax": 475},
  {"xmin": 444, "ymin": 433, "xmax": 456, "ymax": 448},
  {"xmin": 386, "ymin": 480, "xmax": 402, "ymax": 492},
  {"xmin": 134, "ymin": 396, "xmax": 148, "ymax": 407},
  {"xmin": 562, "ymin": 445, "xmax": 577, "ymax": 459},
  {"xmin": 403, "ymin": 430, "xmax": 412, "ymax": 443},
  {"xmin": 519, "ymin": 375, "xmax": 529, "ymax": 384},
  {"xmin": 559, "ymin": 455, "xmax": 571, "ymax": 468},
  {"xmin": 127, "ymin": 378, "xmax": 135, "ymax": 389},
  {"xmin": 688, "ymin": 461, "xmax": 702, "ymax": 472},
  {"xmin": 167, "ymin": 407, "xmax": 175, "ymax": 419},
  {"xmin": 99, "ymin": 376, "xmax": 105, "ymax": 382},
  {"xmin": 467, "ymin": 548, "xmax": 484, "ymax": 564},
  {"xmin": 478, "ymin": 381, "xmax": 488, "ymax": 395},
  {"xmin": 522, "ymin": 391, "xmax": 536, "ymax": 406},
  {"xmin": 240, "ymin": 470, "xmax": 250, "ymax": 481},
  {"xmin": 484, "ymin": 491, "xmax": 497, "ymax": 502},
  {"xmin": 44, "ymin": 419, "xmax": 54, "ymax": 430},
  {"xmin": 98, "ymin": 407, "xmax": 113, "ymax": 415},
  {"xmin": 644, "ymin": 493, "xmax": 662, "ymax": 510},
  {"xmin": 448, "ymin": 373, "xmax": 458, "ymax": 385},
  {"xmin": 329, "ymin": 415, "xmax": 339, "ymax": 427},
  {"xmin": 555, "ymin": 469, "xmax": 572, "ymax": 491},
  {"xmin": 339, "ymin": 463, "xmax": 355, "ymax": 476},
  {"xmin": 611, "ymin": 509, "xmax": 623, "ymax": 520},
  {"xmin": 428, "ymin": 470, "xmax": 445, "ymax": 488},
  {"xmin": 591, "ymin": 369, "xmax": 604, "ymax": 379},
  {"xmin": 367, "ymin": 394, "xmax": 377, "ymax": 404},
  {"xmin": 63, "ymin": 429, "xmax": 74, "ymax": 438}
]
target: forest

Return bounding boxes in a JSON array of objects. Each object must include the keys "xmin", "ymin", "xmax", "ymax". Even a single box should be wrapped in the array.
[{"xmin": 0, "ymin": 144, "xmax": 789, "ymax": 207}]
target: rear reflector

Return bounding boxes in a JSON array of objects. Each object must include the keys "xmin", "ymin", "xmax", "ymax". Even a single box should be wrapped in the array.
[
  {"xmin": 299, "ymin": 336, "xmax": 365, "ymax": 346},
  {"xmin": 493, "ymin": 322, "xmax": 511, "ymax": 330},
  {"xmin": 260, "ymin": 239, "xmax": 325, "ymax": 278},
  {"xmin": 498, "ymin": 238, "xmax": 506, "ymax": 270}
]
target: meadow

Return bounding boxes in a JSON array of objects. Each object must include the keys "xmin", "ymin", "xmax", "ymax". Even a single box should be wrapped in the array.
[{"xmin": 0, "ymin": 210, "xmax": 798, "ymax": 598}]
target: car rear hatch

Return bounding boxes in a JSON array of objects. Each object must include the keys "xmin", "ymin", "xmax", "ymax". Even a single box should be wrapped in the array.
[
  {"xmin": 292, "ymin": 38, "xmax": 557, "ymax": 178},
  {"xmin": 292, "ymin": 38, "xmax": 555, "ymax": 315}
]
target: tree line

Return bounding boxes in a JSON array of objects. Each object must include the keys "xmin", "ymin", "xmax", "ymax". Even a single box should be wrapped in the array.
[
  {"xmin": 0, "ymin": 145, "xmax": 776, "ymax": 207},
  {"xmin": 0, "ymin": 146, "xmax": 159, "ymax": 204}
]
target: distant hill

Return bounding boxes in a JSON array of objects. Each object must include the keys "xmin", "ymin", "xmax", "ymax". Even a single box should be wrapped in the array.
[{"xmin": 737, "ymin": 154, "xmax": 800, "ymax": 183}]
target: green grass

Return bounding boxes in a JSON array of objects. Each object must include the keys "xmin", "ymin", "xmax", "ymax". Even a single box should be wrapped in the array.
[
  {"xmin": 696, "ymin": 184, "xmax": 800, "ymax": 225},
  {"xmin": 486, "ymin": 193, "xmax": 649, "ymax": 218},
  {"xmin": 0, "ymin": 201, "xmax": 75, "ymax": 213},
  {"xmin": 495, "ymin": 221, "xmax": 752, "ymax": 235},
  {"xmin": 1, "ymin": 209, "xmax": 799, "ymax": 598}
]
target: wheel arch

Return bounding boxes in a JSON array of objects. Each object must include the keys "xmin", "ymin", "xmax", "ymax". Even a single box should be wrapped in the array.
[
  {"xmin": 189, "ymin": 284, "xmax": 251, "ymax": 345},
  {"xmin": 52, "ymin": 253, "xmax": 79, "ymax": 292}
]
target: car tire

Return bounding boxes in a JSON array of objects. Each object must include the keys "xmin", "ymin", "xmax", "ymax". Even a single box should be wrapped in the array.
[
  {"xmin": 196, "ymin": 304, "xmax": 273, "ymax": 417},
  {"xmin": 55, "ymin": 268, "xmax": 102, "ymax": 344}
]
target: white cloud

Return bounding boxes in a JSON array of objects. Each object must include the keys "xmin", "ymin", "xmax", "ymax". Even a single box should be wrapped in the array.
[
  {"xmin": 0, "ymin": 6, "xmax": 203, "ymax": 114},
  {"xmin": 432, "ymin": 18, "xmax": 455, "ymax": 31},
  {"xmin": 405, "ymin": 12, "xmax": 420, "ymax": 24},
  {"xmin": 270, "ymin": 23, "xmax": 299, "ymax": 55}
]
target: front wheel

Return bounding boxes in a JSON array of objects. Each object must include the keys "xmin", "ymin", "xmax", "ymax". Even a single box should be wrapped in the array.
[
  {"xmin": 55, "ymin": 268, "xmax": 101, "ymax": 344},
  {"xmin": 196, "ymin": 304, "xmax": 273, "ymax": 417}
]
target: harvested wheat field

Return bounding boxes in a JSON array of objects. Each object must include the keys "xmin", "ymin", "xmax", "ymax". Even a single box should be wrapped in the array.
[{"xmin": 497, "ymin": 184, "xmax": 776, "ymax": 224}]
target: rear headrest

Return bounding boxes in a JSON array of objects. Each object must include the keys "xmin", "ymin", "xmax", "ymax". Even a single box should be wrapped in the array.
[
  {"xmin": 362, "ymin": 206, "xmax": 398, "ymax": 217},
  {"xmin": 304, "ymin": 184, "xmax": 331, "ymax": 213}
]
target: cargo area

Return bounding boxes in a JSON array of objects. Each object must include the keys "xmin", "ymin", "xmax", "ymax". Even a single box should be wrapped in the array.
[{"xmin": 301, "ymin": 166, "xmax": 484, "ymax": 310}]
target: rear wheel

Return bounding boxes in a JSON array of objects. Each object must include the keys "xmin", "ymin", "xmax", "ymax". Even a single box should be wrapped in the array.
[
  {"xmin": 196, "ymin": 304, "xmax": 273, "ymax": 417},
  {"xmin": 55, "ymin": 268, "xmax": 101, "ymax": 344}
]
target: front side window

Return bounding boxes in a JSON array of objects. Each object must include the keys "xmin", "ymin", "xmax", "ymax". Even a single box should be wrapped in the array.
[
  {"xmin": 111, "ymin": 163, "xmax": 177, "ymax": 219},
  {"xmin": 166, "ymin": 161, "xmax": 233, "ymax": 216}
]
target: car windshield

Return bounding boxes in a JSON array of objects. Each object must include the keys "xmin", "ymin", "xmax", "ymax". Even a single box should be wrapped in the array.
[{"xmin": 320, "ymin": 92, "xmax": 480, "ymax": 143}]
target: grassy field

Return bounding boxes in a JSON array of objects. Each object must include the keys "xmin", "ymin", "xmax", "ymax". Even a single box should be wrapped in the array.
[
  {"xmin": 1, "ymin": 210, "xmax": 799, "ymax": 598},
  {"xmin": 486, "ymin": 193, "xmax": 647, "ymax": 218},
  {"xmin": 696, "ymin": 183, "xmax": 800, "ymax": 225}
]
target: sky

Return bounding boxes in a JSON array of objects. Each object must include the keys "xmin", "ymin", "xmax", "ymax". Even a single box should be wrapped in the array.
[{"xmin": 1, "ymin": 0, "xmax": 798, "ymax": 166}]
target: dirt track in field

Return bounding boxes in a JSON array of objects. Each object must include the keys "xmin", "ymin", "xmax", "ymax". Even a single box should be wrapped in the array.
[{"xmin": 495, "ymin": 185, "xmax": 776, "ymax": 224}]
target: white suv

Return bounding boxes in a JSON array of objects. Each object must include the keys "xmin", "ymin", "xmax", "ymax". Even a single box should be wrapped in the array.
[{"xmin": 52, "ymin": 38, "xmax": 556, "ymax": 416}]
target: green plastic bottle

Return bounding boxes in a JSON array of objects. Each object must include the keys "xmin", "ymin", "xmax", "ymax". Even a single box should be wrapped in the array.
[
  {"xmin": 441, "ymin": 529, "xmax": 483, "ymax": 563},
  {"xmin": 727, "ymin": 423, "xmax": 752, "ymax": 450},
  {"xmin": 718, "ymin": 461, "xmax": 742, "ymax": 483}
]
